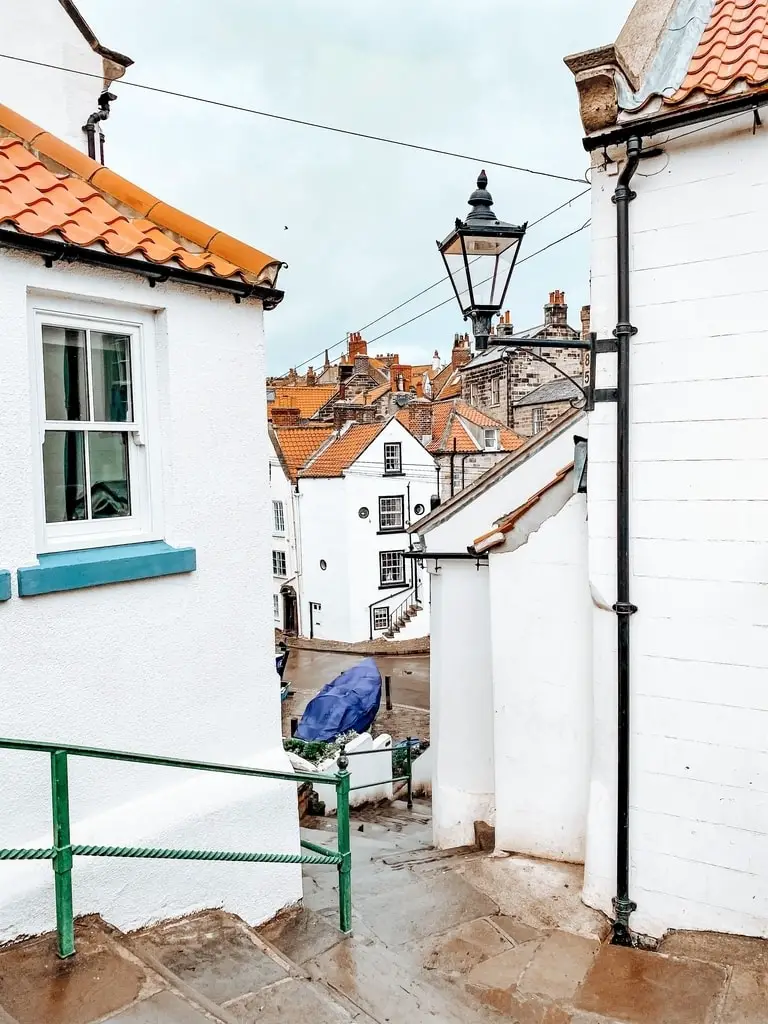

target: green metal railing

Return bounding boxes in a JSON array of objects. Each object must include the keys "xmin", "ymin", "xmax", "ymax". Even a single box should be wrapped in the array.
[{"xmin": 0, "ymin": 737, "xmax": 352, "ymax": 959}]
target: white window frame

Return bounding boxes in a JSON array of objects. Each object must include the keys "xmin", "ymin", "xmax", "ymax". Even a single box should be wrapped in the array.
[
  {"xmin": 272, "ymin": 550, "xmax": 287, "ymax": 577},
  {"xmin": 373, "ymin": 607, "xmax": 390, "ymax": 631},
  {"xmin": 491, "ymin": 377, "xmax": 500, "ymax": 406},
  {"xmin": 484, "ymin": 428, "xmax": 499, "ymax": 451},
  {"xmin": 273, "ymin": 593, "xmax": 281, "ymax": 621},
  {"xmin": 378, "ymin": 495, "xmax": 405, "ymax": 532},
  {"xmin": 29, "ymin": 296, "xmax": 161, "ymax": 554},
  {"xmin": 532, "ymin": 407, "xmax": 545, "ymax": 434},
  {"xmin": 273, "ymin": 499, "xmax": 285, "ymax": 535},
  {"xmin": 383, "ymin": 442, "xmax": 402, "ymax": 475},
  {"xmin": 379, "ymin": 550, "xmax": 405, "ymax": 587}
]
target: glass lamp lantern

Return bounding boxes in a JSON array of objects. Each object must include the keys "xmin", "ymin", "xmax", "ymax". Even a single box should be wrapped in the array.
[{"xmin": 437, "ymin": 171, "xmax": 527, "ymax": 349}]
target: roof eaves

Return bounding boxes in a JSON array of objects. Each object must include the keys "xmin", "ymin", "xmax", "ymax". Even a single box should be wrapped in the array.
[
  {"xmin": 411, "ymin": 407, "xmax": 585, "ymax": 535},
  {"xmin": 58, "ymin": 0, "xmax": 134, "ymax": 68},
  {"xmin": 470, "ymin": 462, "xmax": 575, "ymax": 553}
]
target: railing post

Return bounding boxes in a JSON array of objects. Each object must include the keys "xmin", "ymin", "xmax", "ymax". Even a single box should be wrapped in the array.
[
  {"xmin": 335, "ymin": 745, "xmax": 352, "ymax": 935},
  {"xmin": 50, "ymin": 750, "xmax": 75, "ymax": 958},
  {"xmin": 406, "ymin": 737, "xmax": 413, "ymax": 811}
]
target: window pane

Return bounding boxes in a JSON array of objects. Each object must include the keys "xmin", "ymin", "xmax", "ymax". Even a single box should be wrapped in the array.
[
  {"xmin": 43, "ymin": 430, "xmax": 86, "ymax": 522},
  {"xmin": 42, "ymin": 327, "xmax": 88, "ymax": 421},
  {"xmin": 92, "ymin": 332, "xmax": 133, "ymax": 422},
  {"xmin": 89, "ymin": 432, "xmax": 131, "ymax": 519}
]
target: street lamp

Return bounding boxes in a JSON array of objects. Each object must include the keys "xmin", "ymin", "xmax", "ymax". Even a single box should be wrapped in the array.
[{"xmin": 437, "ymin": 171, "xmax": 527, "ymax": 350}]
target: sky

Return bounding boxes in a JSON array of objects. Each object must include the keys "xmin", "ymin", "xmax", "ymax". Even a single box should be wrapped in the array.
[{"xmin": 77, "ymin": 0, "xmax": 628, "ymax": 374}]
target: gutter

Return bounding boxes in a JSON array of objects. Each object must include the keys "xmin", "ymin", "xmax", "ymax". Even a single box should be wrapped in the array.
[
  {"xmin": 583, "ymin": 92, "xmax": 768, "ymax": 152},
  {"xmin": 0, "ymin": 228, "xmax": 284, "ymax": 309}
]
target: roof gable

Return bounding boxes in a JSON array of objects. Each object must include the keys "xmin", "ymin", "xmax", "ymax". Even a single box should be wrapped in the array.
[
  {"xmin": 270, "ymin": 425, "xmax": 334, "ymax": 482},
  {"xmin": 58, "ymin": 0, "xmax": 133, "ymax": 68},
  {"xmin": 299, "ymin": 422, "xmax": 386, "ymax": 478}
]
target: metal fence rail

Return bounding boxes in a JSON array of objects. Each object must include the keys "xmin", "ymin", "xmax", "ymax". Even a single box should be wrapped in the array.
[{"xmin": 0, "ymin": 737, "xmax": 352, "ymax": 959}]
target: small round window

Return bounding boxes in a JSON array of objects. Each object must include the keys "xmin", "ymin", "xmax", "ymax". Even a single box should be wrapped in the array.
[
  {"xmin": 320, "ymin": 559, "xmax": 327, "ymax": 571},
  {"xmin": 358, "ymin": 507, "xmax": 370, "ymax": 519},
  {"xmin": 414, "ymin": 503, "xmax": 425, "ymax": 516}
]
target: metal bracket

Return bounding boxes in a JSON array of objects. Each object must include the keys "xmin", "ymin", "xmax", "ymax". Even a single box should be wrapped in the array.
[
  {"xmin": 612, "ymin": 602, "xmax": 638, "ymax": 616},
  {"xmin": 585, "ymin": 333, "xmax": 620, "ymax": 411}
]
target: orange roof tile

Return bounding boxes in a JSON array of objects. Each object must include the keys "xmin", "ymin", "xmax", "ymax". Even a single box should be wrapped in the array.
[
  {"xmin": 669, "ymin": 0, "xmax": 768, "ymax": 104},
  {"xmin": 271, "ymin": 425, "xmax": 334, "ymax": 482},
  {"xmin": 472, "ymin": 464, "xmax": 574, "ymax": 551},
  {"xmin": 0, "ymin": 104, "xmax": 282, "ymax": 287},
  {"xmin": 397, "ymin": 399, "xmax": 525, "ymax": 454},
  {"xmin": 300, "ymin": 422, "xmax": 386, "ymax": 478},
  {"xmin": 268, "ymin": 386, "xmax": 337, "ymax": 420}
]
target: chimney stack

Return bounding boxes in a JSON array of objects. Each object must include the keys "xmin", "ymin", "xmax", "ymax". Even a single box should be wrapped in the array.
[
  {"xmin": 287, "ymin": 367, "xmax": 298, "ymax": 384},
  {"xmin": 272, "ymin": 407, "xmax": 301, "ymax": 427},
  {"xmin": 496, "ymin": 310, "xmax": 516, "ymax": 338},
  {"xmin": 390, "ymin": 362, "xmax": 413, "ymax": 393},
  {"xmin": 544, "ymin": 290, "xmax": 568, "ymax": 327},
  {"xmin": 305, "ymin": 365, "xmax": 316, "ymax": 386},
  {"xmin": 432, "ymin": 349, "xmax": 441, "ymax": 372},
  {"xmin": 333, "ymin": 402, "xmax": 377, "ymax": 430},
  {"xmin": 348, "ymin": 331, "xmax": 367, "ymax": 361},
  {"xmin": 580, "ymin": 305, "xmax": 591, "ymax": 341},
  {"xmin": 408, "ymin": 400, "xmax": 433, "ymax": 442},
  {"xmin": 354, "ymin": 353, "xmax": 370, "ymax": 377},
  {"xmin": 451, "ymin": 333, "xmax": 471, "ymax": 369}
]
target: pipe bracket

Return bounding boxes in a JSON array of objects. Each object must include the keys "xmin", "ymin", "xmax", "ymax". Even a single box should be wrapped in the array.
[{"xmin": 613, "ymin": 602, "xmax": 638, "ymax": 616}]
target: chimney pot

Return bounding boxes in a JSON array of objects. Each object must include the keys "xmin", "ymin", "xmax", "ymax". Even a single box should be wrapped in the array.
[{"xmin": 272, "ymin": 406, "xmax": 301, "ymax": 427}]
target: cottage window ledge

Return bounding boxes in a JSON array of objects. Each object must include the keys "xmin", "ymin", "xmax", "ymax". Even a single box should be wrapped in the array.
[
  {"xmin": 0, "ymin": 570, "xmax": 10, "ymax": 601},
  {"xmin": 17, "ymin": 541, "xmax": 196, "ymax": 597}
]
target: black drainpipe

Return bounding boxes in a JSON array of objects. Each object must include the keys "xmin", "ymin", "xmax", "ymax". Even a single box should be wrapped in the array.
[
  {"xmin": 611, "ymin": 134, "xmax": 642, "ymax": 947},
  {"xmin": 450, "ymin": 438, "xmax": 457, "ymax": 498}
]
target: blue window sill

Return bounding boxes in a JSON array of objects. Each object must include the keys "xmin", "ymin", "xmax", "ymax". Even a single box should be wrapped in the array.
[
  {"xmin": 17, "ymin": 541, "xmax": 196, "ymax": 598},
  {"xmin": 0, "ymin": 570, "xmax": 10, "ymax": 602}
]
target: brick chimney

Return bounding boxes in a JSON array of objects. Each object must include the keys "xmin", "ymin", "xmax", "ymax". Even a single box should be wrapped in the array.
[
  {"xmin": 354, "ymin": 353, "xmax": 370, "ymax": 377},
  {"xmin": 390, "ymin": 363, "xmax": 413, "ymax": 392},
  {"xmin": 451, "ymin": 333, "xmax": 471, "ymax": 369},
  {"xmin": 496, "ymin": 310, "xmax": 516, "ymax": 338},
  {"xmin": 580, "ymin": 305, "xmax": 591, "ymax": 341},
  {"xmin": 333, "ymin": 402, "xmax": 377, "ymax": 430},
  {"xmin": 305, "ymin": 365, "xmax": 316, "ymax": 386},
  {"xmin": 348, "ymin": 331, "xmax": 367, "ymax": 360},
  {"xmin": 408, "ymin": 400, "xmax": 433, "ymax": 442},
  {"xmin": 287, "ymin": 367, "xmax": 298, "ymax": 383},
  {"xmin": 544, "ymin": 290, "xmax": 568, "ymax": 327},
  {"xmin": 272, "ymin": 407, "xmax": 301, "ymax": 427}
]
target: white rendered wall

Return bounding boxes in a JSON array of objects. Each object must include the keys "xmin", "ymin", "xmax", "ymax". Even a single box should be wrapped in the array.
[
  {"xmin": 2, "ymin": 2, "xmax": 116, "ymax": 150},
  {"xmin": 429, "ymin": 562, "xmax": 494, "ymax": 848},
  {"xmin": 585, "ymin": 113, "xmax": 768, "ymax": 938},
  {"xmin": 269, "ymin": 456, "xmax": 300, "ymax": 633},
  {"xmin": 0, "ymin": 252, "xmax": 301, "ymax": 940},
  {"xmin": 299, "ymin": 420, "xmax": 435, "ymax": 643},
  {"xmin": 318, "ymin": 733, "xmax": 393, "ymax": 812},
  {"xmin": 489, "ymin": 495, "xmax": 592, "ymax": 862}
]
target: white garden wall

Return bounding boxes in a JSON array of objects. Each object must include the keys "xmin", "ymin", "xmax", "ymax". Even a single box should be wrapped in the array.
[
  {"xmin": 318, "ymin": 733, "xmax": 394, "ymax": 812},
  {"xmin": 0, "ymin": 251, "xmax": 301, "ymax": 939},
  {"xmin": 585, "ymin": 113, "xmax": 768, "ymax": 938},
  {"xmin": 489, "ymin": 494, "xmax": 592, "ymax": 863}
]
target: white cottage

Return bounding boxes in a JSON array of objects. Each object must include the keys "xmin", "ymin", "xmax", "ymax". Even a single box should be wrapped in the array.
[
  {"xmin": 419, "ymin": 0, "xmax": 768, "ymax": 946},
  {"xmin": 297, "ymin": 417, "xmax": 436, "ymax": 643},
  {"xmin": 0, "ymin": 6, "xmax": 302, "ymax": 942}
]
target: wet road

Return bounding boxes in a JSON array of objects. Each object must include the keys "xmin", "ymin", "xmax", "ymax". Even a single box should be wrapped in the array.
[{"xmin": 283, "ymin": 648, "xmax": 429, "ymax": 709}]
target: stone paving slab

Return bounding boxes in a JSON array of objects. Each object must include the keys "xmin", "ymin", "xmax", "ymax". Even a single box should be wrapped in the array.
[
  {"xmin": 659, "ymin": 929, "xmax": 768, "ymax": 972},
  {"xmin": 259, "ymin": 907, "xmax": 345, "ymax": 965},
  {"xmin": 466, "ymin": 941, "xmax": 543, "ymax": 1014},
  {"xmin": 719, "ymin": 966, "xmax": 768, "ymax": 1024},
  {"xmin": 413, "ymin": 917, "xmax": 514, "ymax": 976},
  {"xmin": 0, "ymin": 923, "xmax": 157, "ymax": 1024},
  {"xmin": 574, "ymin": 944, "xmax": 728, "ymax": 1024},
  {"xmin": 105, "ymin": 990, "xmax": 213, "ymax": 1023},
  {"xmin": 136, "ymin": 911, "xmax": 287, "ymax": 1006},
  {"xmin": 227, "ymin": 977, "xmax": 356, "ymax": 1023},
  {"xmin": 519, "ymin": 931, "xmax": 601, "ymax": 1002}
]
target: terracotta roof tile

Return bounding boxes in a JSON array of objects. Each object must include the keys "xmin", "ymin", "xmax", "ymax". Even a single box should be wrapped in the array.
[
  {"xmin": 272, "ymin": 426, "xmax": 334, "ymax": 482},
  {"xmin": 669, "ymin": 0, "xmax": 768, "ymax": 104},
  {"xmin": 267, "ymin": 386, "xmax": 338, "ymax": 420},
  {"xmin": 300, "ymin": 422, "xmax": 386, "ymax": 478},
  {"xmin": 397, "ymin": 399, "xmax": 525, "ymax": 454},
  {"xmin": 0, "ymin": 104, "xmax": 282, "ymax": 286}
]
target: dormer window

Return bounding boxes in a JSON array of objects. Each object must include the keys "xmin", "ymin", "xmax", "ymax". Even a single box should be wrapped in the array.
[{"xmin": 483, "ymin": 428, "xmax": 499, "ymax": 451}]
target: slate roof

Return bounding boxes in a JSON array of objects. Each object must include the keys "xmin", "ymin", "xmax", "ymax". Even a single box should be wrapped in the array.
[
  {"xmin": 0, "ymin": 104, "xmax": 282, "ymax": 287},
  {"xmin": 271, "ymin": 426, "xmax": 334, "ymax": 482},
  {"xmin": 300, "ymin": 422, "xmax": 386, "ymax": 478},
  {"xmin": 515, "ymin": 379, "xmax": 583, "ymax": 407}
]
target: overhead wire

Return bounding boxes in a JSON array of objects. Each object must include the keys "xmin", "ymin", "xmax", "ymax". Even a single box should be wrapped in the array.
[
  {"xmin": 0, "ymin": 52, "xmax": 586, "ymax": 184},
  {"xmin": 283, "ymin": 187, "xmax": 592, "ymax": 375}
]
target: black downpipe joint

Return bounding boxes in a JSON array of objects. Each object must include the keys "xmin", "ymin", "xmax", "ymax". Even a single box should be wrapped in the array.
[{"xmin": 611, "ymin": 135, "xmax": 641, "ymax": 947}]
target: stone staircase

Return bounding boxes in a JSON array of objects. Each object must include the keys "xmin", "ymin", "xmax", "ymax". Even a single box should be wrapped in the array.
[
  {"xmin": 0, "ymin": 799, "xmax": 763, "ymax": 1022},
  {"xmin": 383, "ymin": 602, "xmax": 422, "ymax": 639}
]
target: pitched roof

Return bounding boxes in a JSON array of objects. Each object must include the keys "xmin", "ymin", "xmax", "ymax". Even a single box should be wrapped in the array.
[
  {"xmin": 0, "ymin": 104, "xmax": 283, "ymax": 290},
  {"xmin": 471, "ymin": 464, "xmax": 574, "ymax": 552},
  {"xmin": 350, "ymin": 381, "xmax": 390, "ymax": 406},
  {"xmin": 669, "ymin": 0, "xmax": 768, "ymax": 104},
  {"xmin": 271, "ymin": 425, "xmax": 334, "ymax": 483},
  {"xmin": 267, "ymin": 386, "xmax": 338, "ymax": 420},
  {"xmin": 59, "ymin": 0, "xmax": 133, "ymax": 67},
  {"xmin": 300, "ymin": 422, "xmax": 386, "ymax": 478},
  {"xmin": 516, "ymin": 379, "xmax": 583, "ymax": 407},
  {"xmin": 397, "ymin": 399, "xmax": 525, "ymax": 454},
  {"xmin": 430, "ymin": 363, "xmax": 456, "ymax": 398}
]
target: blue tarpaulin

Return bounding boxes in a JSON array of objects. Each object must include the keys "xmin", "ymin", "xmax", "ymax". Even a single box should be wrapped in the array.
[{"xmin": 295, "ymin": 657, "xmax": 382, "ymax": 741}]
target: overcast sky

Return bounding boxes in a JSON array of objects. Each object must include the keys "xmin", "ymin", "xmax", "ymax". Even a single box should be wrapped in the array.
[{"xmin": 79, "ymin": 1, "xmax": 627, "ymax": 374}]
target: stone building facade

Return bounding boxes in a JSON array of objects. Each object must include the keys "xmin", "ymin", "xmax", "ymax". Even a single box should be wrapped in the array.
[{"xmin": 460, "ymin": 292, "xmax": 589, "ymax": 435}]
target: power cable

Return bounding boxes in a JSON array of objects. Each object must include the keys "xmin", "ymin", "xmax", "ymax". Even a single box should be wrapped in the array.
[
  {"xmin": 283, "ymin": 187, "xmax": 591, "ymax": 375},
  {"xmin": 0, "ymin": 52, "xmax": 586, "ymax": 184}
]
